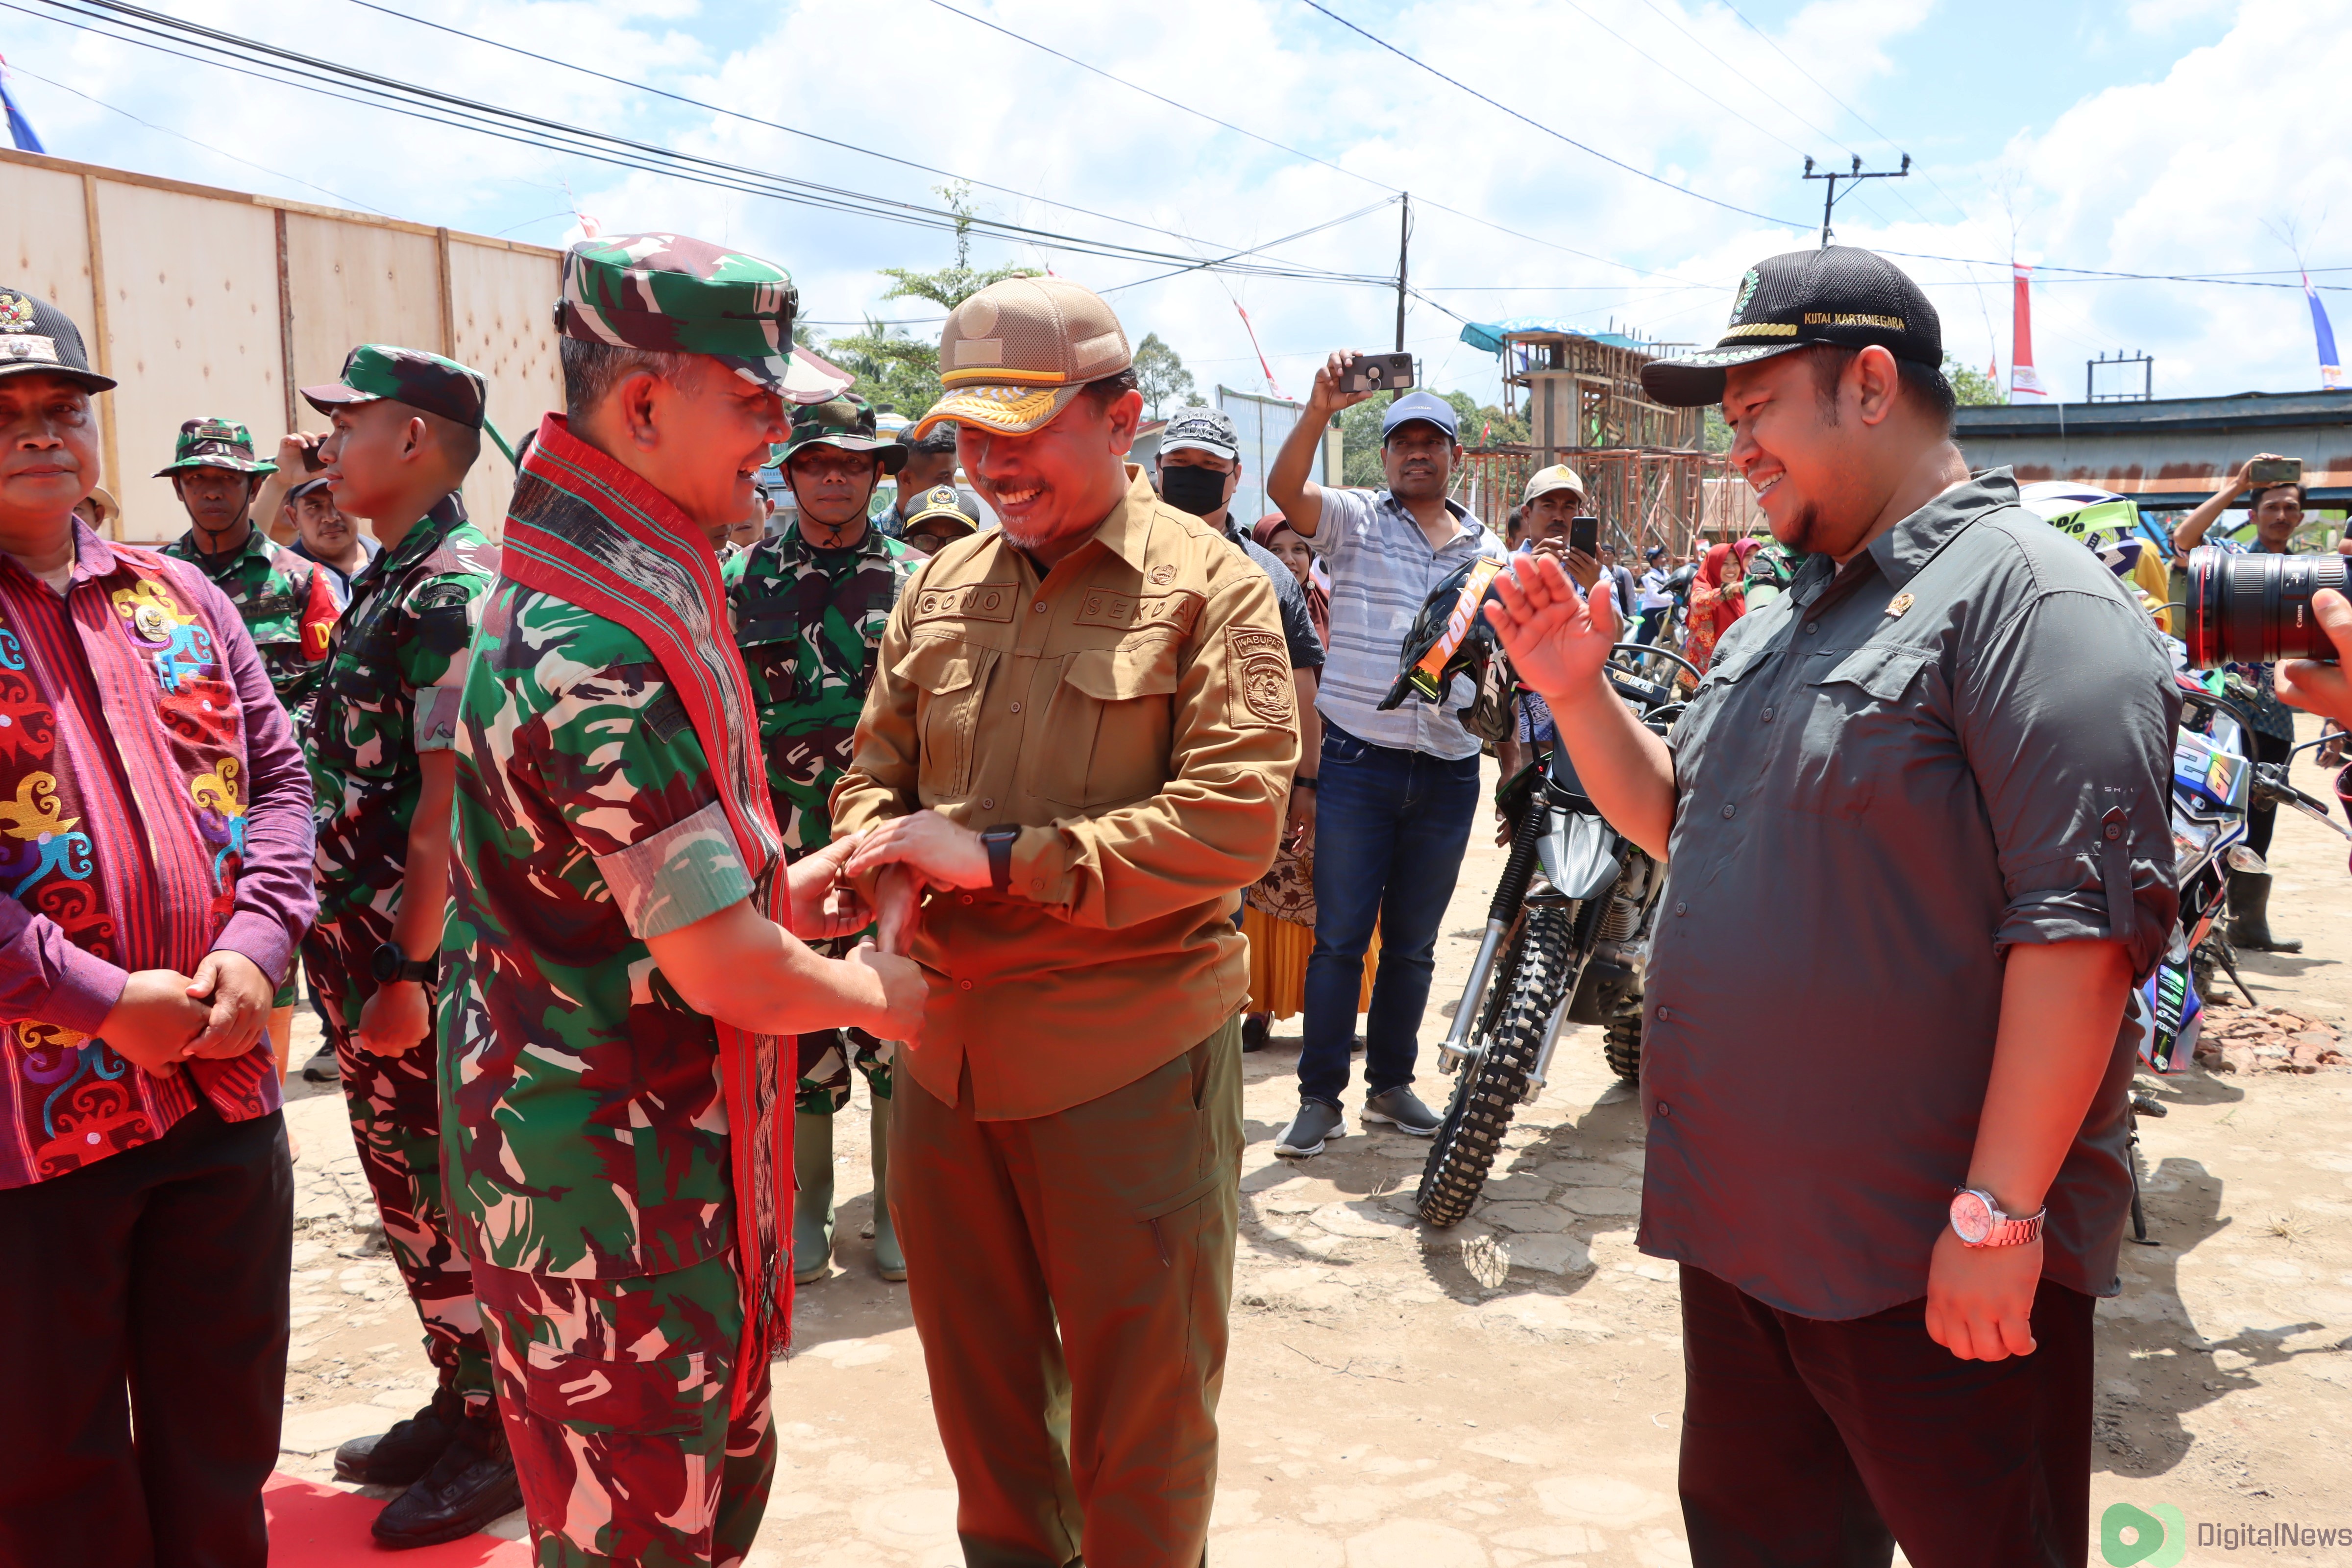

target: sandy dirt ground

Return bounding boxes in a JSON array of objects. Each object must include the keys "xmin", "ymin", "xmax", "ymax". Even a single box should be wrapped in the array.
[{"xmin": 275, "ymin": 716, "xmax": 2352, "ymax": 1566}]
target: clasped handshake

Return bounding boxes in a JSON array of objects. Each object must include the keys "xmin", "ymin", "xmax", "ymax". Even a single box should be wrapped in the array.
[{"xmin": 795, "ymin": 812, "xmax": 992, "ymax": 960}]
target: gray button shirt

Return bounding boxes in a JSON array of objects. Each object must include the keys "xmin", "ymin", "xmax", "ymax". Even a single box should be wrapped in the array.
[
  {"xmin": 1638, "ymin": 469, "xmax": 2180, "ymax": 1320},
  {"xmin": 1308, "ymin": 486, "xmax": 1503, "ymax": 758}
]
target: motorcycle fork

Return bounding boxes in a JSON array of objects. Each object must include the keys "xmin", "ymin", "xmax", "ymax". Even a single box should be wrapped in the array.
[{"xmin": 1439, "ymin": 793, "xmax": 1552, "ymax": 1074}]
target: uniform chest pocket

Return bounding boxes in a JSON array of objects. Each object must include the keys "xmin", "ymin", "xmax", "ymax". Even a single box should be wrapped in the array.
[
  {"xmin": 899, "ymin": 637, "xmax": 997, "ymax": 800},
  {"xmin": 1031, "ymin": 639, "xmax": 1181, "ymax": 809},
  {"xmin": 1668, "ymin": 642, "xmax": 1775, "ymax": 786},
  {"xmin": 1784, "ymin": 644, "xmax": 1934, "ymax": 817}
]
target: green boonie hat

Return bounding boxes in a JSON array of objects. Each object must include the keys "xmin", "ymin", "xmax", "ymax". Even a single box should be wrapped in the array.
[
  {"xmin": 774, "ymin": 392, "xmax": 907, "ymax": 473},
  {"xmin": 555, "ymin": 233, "xmax": 799, "ymax": 392},
  {"xmin": 155, "ymin": 416, "xmax": 276, "ymax": 478},
  {"xmin": 301, "ymin": 344, "xmax": 490, "ymax": 431}
]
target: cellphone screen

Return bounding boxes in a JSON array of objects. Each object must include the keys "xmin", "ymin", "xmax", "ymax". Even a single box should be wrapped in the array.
[{"xmin": 1570, "ymin": 515, "xmax": 1598, "ymax": 557}]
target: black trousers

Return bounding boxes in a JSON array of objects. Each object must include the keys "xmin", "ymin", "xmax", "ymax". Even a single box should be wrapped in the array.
[
  {"xmin": 1678, "ymin": 1263, "xmax": 2094, "ymax": 1568},
  {"xmin": 0, "ymin": 1101, "xmax": 293, "ymax": 1568}
]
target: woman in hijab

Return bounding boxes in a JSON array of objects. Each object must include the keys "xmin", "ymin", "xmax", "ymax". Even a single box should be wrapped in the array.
[
  {"xmin": 1253, "ymin": 512, "xmax": 1328, "ymax": 648},
  {"xmin": 1238, "ymin": 513, "xmax": 1375, "ymax": 1051},
  {"xmin": 1683, "ymin": 537, "xmax": 1762, "ymax": 675}
]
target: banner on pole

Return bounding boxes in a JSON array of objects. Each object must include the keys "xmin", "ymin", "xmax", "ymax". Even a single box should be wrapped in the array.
[
  {"xmin": 2307, "ymin": 273, "xmax": 2343, "ymax": 392},
  {"xmin": 2009, "ymin": 263, "xmax": 2046, "ymax": 402}
]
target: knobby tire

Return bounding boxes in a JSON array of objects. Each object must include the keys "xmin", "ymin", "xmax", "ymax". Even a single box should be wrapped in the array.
[{"xmin": 1416, "ymin": 903, "xmax": 1577, "ymax": 1228}]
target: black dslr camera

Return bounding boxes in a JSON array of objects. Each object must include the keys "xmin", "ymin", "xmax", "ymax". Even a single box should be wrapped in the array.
[{"xmin": 2185, "ymin": 544, "xmax": 2349, "ymax": 667}]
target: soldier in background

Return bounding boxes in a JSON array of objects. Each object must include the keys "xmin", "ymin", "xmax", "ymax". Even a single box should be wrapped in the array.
[
  {"xmin": 299, "ymin": 346, "xmax": 516, "ymax": 1546},
  {"xmin": 442, "ymin": 233, "xmax": 924, "ymax": 1568},
  {"xmin": 157, "ymin": 417, "xmax": 339, "ymax": 1085},
  {"xmin": 725, "ymin": 391, "xmax": 916, "ymax": 1284}
]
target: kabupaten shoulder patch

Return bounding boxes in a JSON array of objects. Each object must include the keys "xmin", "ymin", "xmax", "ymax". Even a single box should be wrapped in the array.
[{"xmin": 1227, "ymin": 626, "xmax": 1293, "ymax": 728}]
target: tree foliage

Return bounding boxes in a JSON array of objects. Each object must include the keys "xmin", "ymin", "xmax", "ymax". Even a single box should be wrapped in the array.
[
  {"xmin": 1133, "ymin": 333, "xmax": 1197, "ymax": 417},
  {"xmin": 1333, "ymin": 391, "xmax": 1523, "ymax": 487},
  {"xmin": 1946, "ymin": 356, "xmax": 2005, "ymax": 407},
  {"xmin": 820, "ymin": 181, "xmax": 1041, "ymax": 417}
]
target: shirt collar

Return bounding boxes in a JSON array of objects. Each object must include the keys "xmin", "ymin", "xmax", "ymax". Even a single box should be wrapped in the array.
[
  {"xmin": 1865, "ymin": 466, "xmax": 2018, "ymax": 590},
  {"xmin": 173, "ymin": 523, "xmax": 272, "ymax": 570},
  {"xmin": 356, "ymin": 490, "xmax": 466, "ymax": 590},
  {"xmin": 1379, "ymin": 488, "xmax": 1482, "ymax": 548}
]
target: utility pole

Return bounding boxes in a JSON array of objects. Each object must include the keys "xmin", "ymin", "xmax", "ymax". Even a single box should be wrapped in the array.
[
  {"xmin": 1395, "ymin": 192, "xmax": 1410, "ymax": 353},
  {"xmin": 1801, "ymin": 153, "xmax": 1911, "ymax": 248}
]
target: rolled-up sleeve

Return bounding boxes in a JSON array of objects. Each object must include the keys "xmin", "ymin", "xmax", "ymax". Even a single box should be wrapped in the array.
[
  {"xmin": 1958, "ymin": 589, "xmax": 2180, "ymax": 974},
  {"xmin": 1304, "ymin": 485, "xmax": 1372, "ymax": 564}
]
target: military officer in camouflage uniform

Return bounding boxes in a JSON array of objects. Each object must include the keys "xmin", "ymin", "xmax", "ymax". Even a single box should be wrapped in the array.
[
  {"xmin": 298, "ymin": 346, "xmax": 519, "ymax": 1546},
  {"xmin": 441, "ymin": 233, "xmax": 925, "ymax": 1568},
  {"xmin": 725, "ymin": 391, "xmax": 917, "ymax": 1285},
  {"xmin": 157, "ymin": 416, "xmax": 340, "ymax": 1078}
]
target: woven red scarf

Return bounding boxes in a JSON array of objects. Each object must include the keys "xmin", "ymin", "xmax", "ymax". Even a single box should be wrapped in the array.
[{"xmin": 498, "ymin": 414, "xmax": 792, "ymax": 1403}]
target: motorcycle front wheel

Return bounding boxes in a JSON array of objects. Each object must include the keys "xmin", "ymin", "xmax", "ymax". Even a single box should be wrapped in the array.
[{"xmin": 1416, "ymin": 902, "xmax": 1577, "ymax": 1228}]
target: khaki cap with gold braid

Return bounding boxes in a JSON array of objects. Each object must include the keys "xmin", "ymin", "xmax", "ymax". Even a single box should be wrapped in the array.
[{"xmin": 912, "ymin": 277, "xmax": 1132, "ymax": 439}]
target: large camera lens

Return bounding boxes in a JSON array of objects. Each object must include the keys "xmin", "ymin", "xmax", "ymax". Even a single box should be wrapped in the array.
[{"xmin": 2186, "ymin": 544, "xmax": 2349, "ymax": 667}]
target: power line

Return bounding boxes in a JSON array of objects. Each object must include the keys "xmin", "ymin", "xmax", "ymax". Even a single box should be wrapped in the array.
[
  {"xmin": 1880, "ymin": 247, "xmax": 2352, "ymax": 293},
  {"xmin": 335, "ymin": 0, "xmax": 1287, "ymax": 266},
  {"xmin": 1555, "ymin": 0, "xmax": 1810, "ymax": 162},
  {"xmin": 4, "ymin": 57, "xmax": 382, "ymax": 211},
  {"xmin": 1635, "ymin": 0, "xmax": 1852, "ymax": 157},
  {"xmin": 918, "ymin": 0, "xmax": 1709, "ymax": 286},
  {"xmin": 1297, "ymin": 0, "xmax": 1808, "ymax": 230},
  {"xmin": 19, "ymin": 0, "xmax": 1402, "ymax": 294}
]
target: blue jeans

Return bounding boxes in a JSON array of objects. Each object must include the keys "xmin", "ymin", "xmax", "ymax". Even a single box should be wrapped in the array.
[{"xmin": 1298, "ymin": 723, "xmax": 1481, "ymax": 1107}]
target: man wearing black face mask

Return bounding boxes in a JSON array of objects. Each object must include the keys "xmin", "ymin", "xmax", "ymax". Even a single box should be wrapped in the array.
[{"xmin": 1158, "ymin": 406, "xmax": 1324, "ymax": 677}]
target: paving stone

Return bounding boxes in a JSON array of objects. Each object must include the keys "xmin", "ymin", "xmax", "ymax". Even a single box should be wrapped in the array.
[
  {"xmin": 1479, "ymin": 1202, "xmax": 1573, "ymax": 1234},
  {"xmin": 1559, "ymin": 1188, "xmax": 1642, "ymax": 1218},
  {"xmin": 278, "ymin": 1401, "xmax": 392, "ymax": 1454}
]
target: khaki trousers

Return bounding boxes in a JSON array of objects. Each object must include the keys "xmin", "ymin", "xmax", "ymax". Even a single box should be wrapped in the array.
[{"xmin": 890, "ymin": 1015, "xmax": 1244, "ymax": 1568}]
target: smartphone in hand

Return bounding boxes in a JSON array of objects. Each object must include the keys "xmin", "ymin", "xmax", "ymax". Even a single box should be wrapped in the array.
[{"xmin": 1341, "ymin": 352, "xmax": 1417, "ymax": 395}]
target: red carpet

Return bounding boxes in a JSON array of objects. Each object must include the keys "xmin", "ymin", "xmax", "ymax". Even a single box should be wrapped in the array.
[{"xmin": 264, "ymin": 1472, "xmax": 531, "ymax": 1565}]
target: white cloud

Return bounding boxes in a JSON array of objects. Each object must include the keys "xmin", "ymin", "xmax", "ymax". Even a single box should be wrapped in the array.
[{"xmin": 7, "ymin": 0, "xmax": 2347, "ymax": 408}]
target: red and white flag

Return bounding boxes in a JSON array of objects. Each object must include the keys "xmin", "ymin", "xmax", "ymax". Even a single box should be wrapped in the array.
[{"xmin": 2009, "ymin": 263, "xmax": 2047, "ymax": 401}]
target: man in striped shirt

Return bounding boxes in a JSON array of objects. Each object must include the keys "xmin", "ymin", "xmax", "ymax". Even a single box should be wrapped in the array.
[{"xmin": 1266, "ymin": 369, "xmax": 1504, "ymax": 1157}]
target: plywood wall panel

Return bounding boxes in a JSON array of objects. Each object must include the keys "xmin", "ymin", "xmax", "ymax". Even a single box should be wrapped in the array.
[
  {"xmin": 95, "ymin": 181, "xmax": 281, "ymax": 542},
  {"xmin": 0, "ymin": 164, "xmax": 98, "ymax": 330},
  {"xmin": 445, "ymin": 239, "xmax": 561, "ymax": 539},
  {"xmin": 281, "ymin": 211, "xmax": 445, "ymax": 433}
]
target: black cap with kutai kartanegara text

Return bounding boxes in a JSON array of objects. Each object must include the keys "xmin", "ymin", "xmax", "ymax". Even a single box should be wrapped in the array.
[{"xmin": 1640, "ymin": 246, "xmax": 1942, "ymax": 409}]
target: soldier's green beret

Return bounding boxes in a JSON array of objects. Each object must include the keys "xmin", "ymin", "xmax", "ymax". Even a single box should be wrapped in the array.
[
  {"xmin": 301, "ymin": 345, "xmax": 490, "ymax": 431},
  {"xmin": 155, "ymin": 416, "xmax": 276, "ymax": 478},
  {"xmin": 555, "ymin": 233, "xmax": 799, "ymax": 393},
  {"xmin": 774, "ymin": 391, "xmax": 906, "ymax": 473}
]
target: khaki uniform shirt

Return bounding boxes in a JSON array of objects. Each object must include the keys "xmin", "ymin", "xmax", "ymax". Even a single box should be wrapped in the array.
[{"xmin": 833, "ymin": 466, "xmax": 1299, "ymax": 1119}]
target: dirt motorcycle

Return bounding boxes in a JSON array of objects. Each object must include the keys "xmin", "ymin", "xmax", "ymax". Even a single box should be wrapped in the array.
[
  {"xmin": 2130, "ymin": 671, "xmax": 2349, "ymax": 1240},
  {"xmin": 1367, "ymin": 551, "xmax": 1691, "ymax": 1227}
]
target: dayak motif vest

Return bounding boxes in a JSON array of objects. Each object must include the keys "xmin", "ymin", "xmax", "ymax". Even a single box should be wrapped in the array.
[{"xmin": 0, "ymin": 537, "xmax": 279, "ymax": 1187}]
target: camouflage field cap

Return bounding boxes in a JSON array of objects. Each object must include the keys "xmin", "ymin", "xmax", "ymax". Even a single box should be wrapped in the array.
[
  {"xmin": 775, "ymin": 391, "xmax": 907, "ymax": 473},
  {"xmin": 0, "ymin": 287, "xmax": 115, "ymax": 393},
  {"xmin": 555, "ymin": 233, "xmax": 799, "ymax": 392},
  {"xmin": 301, "ymin": 344, "xmax": 489, "ymax": 430},
  {"xmin": 154, "ymin": 416, "xmax": 277, "ymax": 478},
  {"xmin": 902, "ymin": 484, "xmax": 980, "ymax": 540},
  {"xmin": 912, "ymin": 276, "xmax": 1131, "ymax": 440}
]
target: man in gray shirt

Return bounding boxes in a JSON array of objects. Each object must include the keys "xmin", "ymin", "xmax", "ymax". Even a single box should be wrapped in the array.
[{"xmin": 1486, "ymin": 247, "xmax": 2177, "ymax": 1568}]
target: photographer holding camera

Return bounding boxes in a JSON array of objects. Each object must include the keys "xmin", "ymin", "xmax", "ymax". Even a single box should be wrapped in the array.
[{"xmin": 2172, "ymin": 453, "xmax": 2315, "ymax": 949}]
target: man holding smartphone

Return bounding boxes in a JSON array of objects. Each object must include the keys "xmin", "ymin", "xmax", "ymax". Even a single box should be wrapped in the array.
[
  {"xmin": 1265, "ymin": 366, "xmax": 1505, "ymax": 1158},
  {"xmin": 2171, "ymin": 452, "xmax": 2314, "ymax": 951}
]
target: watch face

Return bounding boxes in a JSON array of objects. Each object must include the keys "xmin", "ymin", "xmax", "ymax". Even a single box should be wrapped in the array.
[{"xmin": 1950, "ymin": 1189, "xmax": 1994, "ymax": 1245}]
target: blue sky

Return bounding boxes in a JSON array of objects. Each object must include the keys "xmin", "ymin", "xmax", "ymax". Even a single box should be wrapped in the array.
[{"xmin": 3, "ymin": 0, "xmax": 2339, "ymax": 407}]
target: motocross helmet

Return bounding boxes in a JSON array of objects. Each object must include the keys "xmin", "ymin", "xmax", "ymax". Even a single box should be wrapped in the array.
[
  {"xmin": 2018, "ymin": 481, "xmax": 2153, "ymax": 579},
  {"xmin": 1379, "ymin": 553, "xmax": 1511, "ymax": 711}
]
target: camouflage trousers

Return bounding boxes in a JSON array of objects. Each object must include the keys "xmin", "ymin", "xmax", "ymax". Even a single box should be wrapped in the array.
[
  {"xmin": 474, "ymin": 1252, "xmax": 775, "ymax": 1568},
  {"xmin": 794, "ymin": 1027, "xmax": 892, "ymax": 1115},
  {"xmin": 305, "ymin": 911, "xmax": 495, "ymax": 1414},
  {"xmin": 794, "ymin": 935, "xmax": 893, "ymax": 1115}
]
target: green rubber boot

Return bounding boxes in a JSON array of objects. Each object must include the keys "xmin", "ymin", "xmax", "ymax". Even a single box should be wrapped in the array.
[
  {"xmin": 793, "ymin": 1109, "xmax": 835, "ymax": 1286},
  {"xmin": 871, "ymin": 1093, "xmax": 906, "ymax": 1281}
]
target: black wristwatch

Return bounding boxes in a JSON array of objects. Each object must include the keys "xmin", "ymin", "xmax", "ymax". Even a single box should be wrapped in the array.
[
  {"xmin": 981, "ymin": 826, "xmax": 1020, "ymax": 894},
  {"xmin": 370, "ymin": 941, "xmax": 438, "ymax": 988},
  {"xmin": 1295, "ymin": 777, "xmax": 1318, "ymax": 792}
]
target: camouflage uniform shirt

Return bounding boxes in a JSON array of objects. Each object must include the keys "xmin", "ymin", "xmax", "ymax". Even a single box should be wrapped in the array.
[
  {"xmin": 441, "ymin": 586, "xmax": 752, "ymax": 1279},
  {"xmin": 303, "ymin": 493, "xmax": 497, "ymax": 933},
  {"xmin": 161, "ymin": 526, "xmax": 335, "ymax": 715},
  {"xmin": 724, "ymin": 523, "xmax": 915, "ymax": 852}
]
